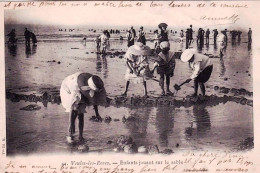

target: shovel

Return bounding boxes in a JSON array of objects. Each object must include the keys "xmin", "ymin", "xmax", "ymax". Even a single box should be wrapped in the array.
[{"xmin": 174, "ymin": 80, "xmax": 189, "ymax": 91}]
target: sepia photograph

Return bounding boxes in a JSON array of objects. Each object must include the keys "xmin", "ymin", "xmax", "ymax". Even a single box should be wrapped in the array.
[
  {"xmin": 4, "ymin": 1, "xmax": 254, "ymax": 155},
  {"xmin": 1, "ymin": 1, "xmax": 259, "ymax": 172}
]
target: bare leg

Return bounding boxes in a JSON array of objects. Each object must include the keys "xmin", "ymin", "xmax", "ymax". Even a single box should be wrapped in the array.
[
  {"xmin": 122, "ymin": 81, "xmax": 130, "ymax": 96},
  {"xmin": 143, "ymin": 81, "xmax": 147, "ymax": 96},
  {"xmin": 160, "ymin": 74, "xmax": 165, "ymax": 96},
  {"xmin": 78, "ymin": 113, "xmax": 84, "ymax": 140},
  {"xmin": 93, "ymin": 105, "xmax": 102, "ymax": 121},
  {"xmin": 193, "ymin": 78, "xmax": 199, "ymax": 96},
  {"xmin": 166, "ymin": 75, "xmax": 172, "ymax": 95},
  {"xmin": 68, "ymin": 110, "xmax": 77, "ymax": 137},
  {"xmin": 199, "ymin": 82, "xmax": 206, "ymax": 96}
]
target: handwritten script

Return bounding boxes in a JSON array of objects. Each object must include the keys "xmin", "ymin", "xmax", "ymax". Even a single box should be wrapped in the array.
[{"xmin": 3, "ymin": 151, "xmax": 254, "ymax": 173}]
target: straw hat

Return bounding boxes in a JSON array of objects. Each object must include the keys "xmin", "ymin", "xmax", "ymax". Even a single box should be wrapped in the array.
[
  {"xmin": 127, "ymin": 42, "xmax": 151, "ymax": 56},
  {"xmin": 180, "ymin": 49, "xmax": 196, "ymax": 62}
]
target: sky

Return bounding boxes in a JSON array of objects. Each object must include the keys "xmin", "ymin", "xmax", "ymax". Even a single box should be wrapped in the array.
[{"xmin": 4, "ymin": 1, "xmax": 257, "ymax": 29}]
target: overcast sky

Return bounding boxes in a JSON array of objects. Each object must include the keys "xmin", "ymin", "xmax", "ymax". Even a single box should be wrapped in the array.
[{"xmin": 4, "ymin": 1, "xmax": 257, "ymax": 29}]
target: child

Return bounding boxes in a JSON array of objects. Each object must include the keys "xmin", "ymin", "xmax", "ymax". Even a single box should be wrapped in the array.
[
  {"xmin": 151, "ymin": 41, "xmax": 176, "ymax": 96},
  {"xmin": 99, "ymin": 30, "xmax": 109, "ymax": 54},
  {"xmin": 180, "ymin": 49, "xmax": 213, "ymax": 97},
  {"xmin": 122, "ymin": 42, "xmax": 151, "ymax": 96},
  {"xmin": 60, "ymin": 72, "xmax": 107, "ymax": 142}
]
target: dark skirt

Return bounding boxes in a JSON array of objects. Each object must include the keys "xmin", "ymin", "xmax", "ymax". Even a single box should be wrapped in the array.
[
  {"xmin": 196, "ymin": 65, "xmax": 213, "ymax": 83},
  {"xmin": 127, "ymin": 40, "xmax": 134, "ymax": 47}
]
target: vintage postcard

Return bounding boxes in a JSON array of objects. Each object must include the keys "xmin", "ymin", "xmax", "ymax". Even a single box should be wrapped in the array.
[{"xmin": 0, "ymin": 1, "xmax": 259, "ymax": 173}]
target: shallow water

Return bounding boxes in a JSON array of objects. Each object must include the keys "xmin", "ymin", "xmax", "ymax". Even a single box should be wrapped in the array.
[{"xmin": 5, "ymin": 33, "xmax": 253, "ymax": 155}]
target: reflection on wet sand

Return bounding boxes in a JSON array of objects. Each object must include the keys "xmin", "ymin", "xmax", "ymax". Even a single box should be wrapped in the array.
[
  {"xmin": 155, "ymin": 106, "xmax": 175, "ymax": 147},
  {"xmin": 185, "ymin": 105, "xmax": 211, "ymax": 139},
  {"xmin": 124, "ymin": 106, "xmax": 150, "ymax": 145},
  {"xmin": 8, "ymin": 45, "xmax": 17, "ymax": 57},
  {"xmin": 96, "ymin": 54, "xmax": 109, "ymax": 78},
  {"xmin": 25, "ymin": 44, "xmax": 31, "ymax": 58},
  {"xmin": 219, "ymin": 57, "xmax": 226, "ymax": 76}
]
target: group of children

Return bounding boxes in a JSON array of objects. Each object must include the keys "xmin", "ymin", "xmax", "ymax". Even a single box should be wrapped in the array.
[{"xmin": 61, "ymin": 23, "xmax": 214, "ymax": 142}]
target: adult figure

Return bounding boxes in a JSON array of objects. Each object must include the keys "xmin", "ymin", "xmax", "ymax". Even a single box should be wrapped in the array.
[
  {"xmin": 180, "ymin": 49, "xmax": 213, "ymax": 97},
  {"xmin": 218, "ymin": 31, "xmax": 227, "ymax": 57},
  {"xmin": 7, "ymin": 29, "xmax": 17, "ymax": 45},
  {"xmin": 99, "ymin": 30, "xmax": 109, "ymax": 54},
  {"xmin": 248, "ymin": 28, "xmax": 252, "ymax": 43},
  {"xmin": 188, "ymin": 25, "xmax": 194, "ymax": 45},
  {"xmin": 199, "ymin": 28, "xmax": 205, "ymax": 46},
  {"xmin": 30, "ymin": 31, "xmax": 37, "ymax": 46},
  {"xmin": 213, "ymin": 29, "xmax": 218, "ymax": 43},
  {"xmin": 180, "ymin": 30, "xmax": 184, "ymax": 42},
  {"xmin": 24, "ymin": 28, "xmax": 31, "ymax": 46},
  {"xmin": 126, "ymin": 29, "xmax": 135, "ymax": 47},
  {"xmin": 158, "ymin": 23, "xmax": 169, "ymax": 44},
  {"xmin": 205, "ymin": 29, "xmax": 210, "ymax": 44},
  {"xmin": 60, "ymin": 72, "xmax": 107, "ymax": 142},
  {"xmin": 137, "ymin": 26, "xmax": 146, "ymax": 45}
]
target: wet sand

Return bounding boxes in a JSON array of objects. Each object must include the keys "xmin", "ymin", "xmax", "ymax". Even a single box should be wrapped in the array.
[{"xmin": 5, "ymin": 35, "xmax": 253, "ymax": 155}]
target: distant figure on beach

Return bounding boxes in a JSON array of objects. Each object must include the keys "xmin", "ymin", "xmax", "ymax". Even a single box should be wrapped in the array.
[
  {"xmin": 158, "ymin": 23, "xmax": 169, "ymax": 44},
  {"xmin": 137, "ymin": 26, "xmax": 146, "ymax": 45},
  {"xmin": 230, "ymin": 30, "xmax": 237, "ymax": 45},
  {"xmin": 248, "ymin": 28, "xmax": 252, "ymax": 43},
  {"xmin": 130, "ymin": 26, "xmax": 136, "ymax": 38},
  {"xmin": 237, "ymin": 30, "xmax": 242, "ymax": 42},
  {"xmin": 99, "ymin": 30, "xmax": 110, "ymax": 54},
  {"xmin": 218, "ymin": 31, "xmax": 227, "ymax": 57},
  {"xmin": 180, "ymin": 30, "xmax": 184, "ymax": 42},
  {"xmin": 196, "ymin": 28, "xmax": 201, "ymax": 45},
  {"xmin": 185, "ymin": 28, "xmax": 190, "ymax": 49},
  {"xmin": 223, "ymin": 29, "xmax": 228, "ymax": 43},
  {"xmin": 199, "ymin": 28, "xmax": 205, "ymax": 46},
  {"xmin": 24, "ymin": 28, "xmax": 31, "ymax": 46},
  {"xmin": 30, "ymin": 32, "xmax": 37, "ymax": 46},
  {"xmin": 154, "ymin": 30, "xmax": 159, "ymax": 50},
  {"xmin": 122, "ymin": 42, "xmax": 151, "ymax": 97},
  {"xmin": 151, "ymin": 41, "xmax": 176, "ymax": 96},
  {"xmin": 180, "ymin": 49, "xmax": 213, "ymax": 97},
  {"xmin": 95, "ymin": 36, "xmax": 101, "ymax": 51},
  {"xmin": 7, "ymin": 29, "xmax": 17, "ymax": 46},
  {"xmin": 188, "ymin": 25, "xmax": 194, "ymax": 45},
  {"xmin": 205, "ymin": 29, "xmax": 210, "ymax": 45},
  {"xmin": 82, "ymin": 35, "xmax": 87, "ymax": 45},
  {"xmin": 213, "ymin": 29, "xmax": 218, "ymax": 43},
  {"xmin": 126, "ymin": 29, "xmax": 135, "ymax": 47},
  {"xmin": 60, "ymin": 72, "xmax": 107, "ymax": 142}
]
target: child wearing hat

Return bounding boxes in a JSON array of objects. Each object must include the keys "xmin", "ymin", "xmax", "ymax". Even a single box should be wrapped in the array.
[
  {"xmin": 180, "ymin": 49, "xmax": 213, "ymax": 96},
  {"xmin": 122, "ymin": 42, "xmax": 151, "ymax": 96},
  {"xmin": 60, "ymin": 72, "xmax": 107, "ymax": 142},
  {"xmin": 151, "ymin": 41, "xmax": 176, "ymax": 96}
]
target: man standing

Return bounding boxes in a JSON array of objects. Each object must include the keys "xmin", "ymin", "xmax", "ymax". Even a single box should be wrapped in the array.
[
  {"xmin": 24, "ymin": 28, "xmax": 31, "ymax": 46},
  {"xmin": 213, "ymin": 29, "xmax": 218, "ymax": 43},
  {"xmin": 188, "ymin": 25, "xmax": 193, "ymax": 45},
  {"xmin": 205, "ymin": 29, "xmax": 210, "ymax": 45}
]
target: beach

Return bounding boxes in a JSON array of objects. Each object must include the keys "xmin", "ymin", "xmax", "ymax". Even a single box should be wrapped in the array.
[{"xmin": 5, "ymin": 26, "xmax": 253, "ymax": 155}]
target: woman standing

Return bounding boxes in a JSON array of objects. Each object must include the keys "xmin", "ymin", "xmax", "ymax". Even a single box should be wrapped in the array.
[
  {"xmin": 122, "ymin": 42, "xmax": 151, "ymax": 97},
  {"xmin": 180, "ymin": 49, "xmax": 213, "ymax": 97},
  {"xmin": 137, "ymin": 26, "xmax": 146, "ymax": 45},
  {"xmin": 60, "ymin": 72, "xmax": 107, "ymax": 142},
  {"xmin": 126, "ymin": 29, "xmax": 135, "ymax": 47}
]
